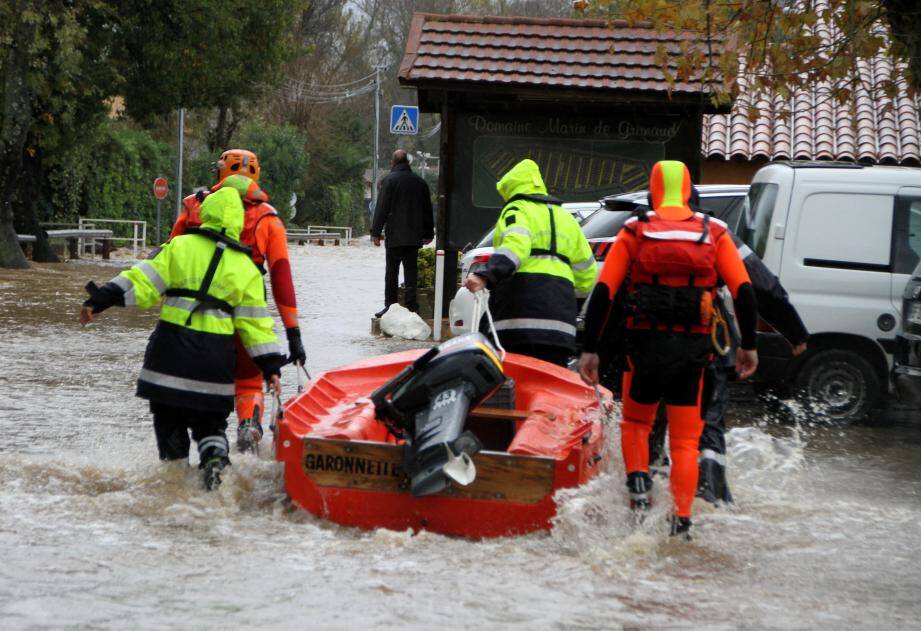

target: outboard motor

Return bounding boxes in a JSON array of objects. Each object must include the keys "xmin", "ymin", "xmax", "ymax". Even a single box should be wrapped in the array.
[{"xmin": 371, "ymin": 332, "xmax": 505, "ymax": 496}]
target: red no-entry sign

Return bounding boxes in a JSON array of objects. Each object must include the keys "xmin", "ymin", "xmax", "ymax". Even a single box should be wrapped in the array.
[{"xmin": 153, "ymin": 177, "xmax": 169, "ymax": 200}]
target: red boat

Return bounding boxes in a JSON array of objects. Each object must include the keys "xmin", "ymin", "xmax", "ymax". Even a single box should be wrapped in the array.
[{"xmin": 274, "ymin": 334, "xmax": 611, "ymax": 538}]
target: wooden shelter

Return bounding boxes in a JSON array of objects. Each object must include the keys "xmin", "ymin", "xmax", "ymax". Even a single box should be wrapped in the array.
[{"xmin": 398, "ymin": 13, "xmax": 728, "ymax": 309}]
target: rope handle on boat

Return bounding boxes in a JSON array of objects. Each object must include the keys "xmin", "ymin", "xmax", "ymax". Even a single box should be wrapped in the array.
[
  {"xmin": 296, "ymin": 361, "xmax": 311, "ymax": 393},
  {"xmin": 473, "ymin": 290, "xmax": 506, "ymax": 362},
  {"xmin": 268, "ymin": 378, "xmax": 285, "ymax": 434},
  {"xmin": 593, "ymin": 384, "xmax": 614, "ymax": 429}
]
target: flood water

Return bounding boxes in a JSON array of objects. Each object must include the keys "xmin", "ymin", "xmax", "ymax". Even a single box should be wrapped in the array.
[{"xmin": 1, "ymin": 243, "xmax": 919, "ymax": 629}]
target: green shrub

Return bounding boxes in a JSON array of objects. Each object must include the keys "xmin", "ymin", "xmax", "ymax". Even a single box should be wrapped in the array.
[{"xmin": 233, "ymin": 120, "xmax": 309, "ymax": 222}]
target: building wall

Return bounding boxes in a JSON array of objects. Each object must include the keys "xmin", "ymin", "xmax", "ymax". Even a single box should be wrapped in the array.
[{"xmin": 701, "ymin": 157, "xmax": 768, "ymax": 184}]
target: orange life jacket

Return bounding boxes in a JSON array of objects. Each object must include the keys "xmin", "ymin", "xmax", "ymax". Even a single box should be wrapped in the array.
[
  {"xmin": 623, "ymin": 210, "xmax": 728, "ymax": 334},
  {"xmin": 180, "ymin": 193, "xmax": 279, "ymax": 267}
]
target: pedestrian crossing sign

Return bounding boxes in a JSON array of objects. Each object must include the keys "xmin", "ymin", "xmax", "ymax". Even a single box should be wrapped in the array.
[{"xmin": 390, "ymin": 105, "xmax": 419, "ymax": 135}]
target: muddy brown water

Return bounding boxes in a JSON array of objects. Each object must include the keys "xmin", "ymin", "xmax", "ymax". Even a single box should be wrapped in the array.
[{"xmin": 1, "ymin": 245, "xmax": 919, "ymax": 629}]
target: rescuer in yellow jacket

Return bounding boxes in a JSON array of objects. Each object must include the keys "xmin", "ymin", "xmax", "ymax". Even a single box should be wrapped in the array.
[
  {"xmin": 464, "ymin": 159, "xmax": 597, "ymax": 366},
  {"xmin": 80, "ymin": 187, "xmax": 286, "ymax": 490}
]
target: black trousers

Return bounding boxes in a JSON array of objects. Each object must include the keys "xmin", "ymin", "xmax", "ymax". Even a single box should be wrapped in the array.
[
  {"xmin": 384, "ymin": 246, "xmax": 419, "ymax": 311},
  {"xmin": 150, "ymin": 402, "xmax": 231, "ymax": 468},
  {"xmin": 699, "ymin": 361, "xmax": 730, "ymax": 455},
  {"xmin": 503, "ymin": 342, "xmax": 572, "ymax": 368}
]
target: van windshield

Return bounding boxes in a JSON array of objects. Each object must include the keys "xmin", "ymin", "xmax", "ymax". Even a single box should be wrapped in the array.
[{"xmin": 740, "ymin": 183, "xmax": 779, "ymax": 257}]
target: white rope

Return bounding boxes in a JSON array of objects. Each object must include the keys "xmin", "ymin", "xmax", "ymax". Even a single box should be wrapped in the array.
[{"xmin": 473, "ymin": 290, "xmax": 505, "ymax": 362}]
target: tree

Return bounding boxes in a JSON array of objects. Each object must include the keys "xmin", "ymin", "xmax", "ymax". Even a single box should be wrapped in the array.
[
  {"xmin": 0, "ymin": 1, "xmax": 303, "ymax": 268},
  {"xmin": 882, "ymin": 0, "xmax": 921, "ymax": 90},
  {"xmin": 580, "ymin": 1, "xmax": 916, "ymax": 113},
  {"xmin": 0, "ymin": 1, "xmax": 118, "ymax": 267},
  {"xmin": 113, "ymin": 0, "xmax": 303, "ymax": 151}
]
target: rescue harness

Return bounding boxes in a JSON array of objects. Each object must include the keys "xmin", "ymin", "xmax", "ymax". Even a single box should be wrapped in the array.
[
  {"xmin": 501, "ymin": 194, "xmax": 571, "ymax": 265},
  {"xmin": 164, "ymin": 227, "xmax": 253, "ymax": 325}
]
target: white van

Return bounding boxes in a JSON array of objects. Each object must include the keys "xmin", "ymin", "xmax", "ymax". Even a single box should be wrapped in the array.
[{"xmin": 739, "ymin": 161, "xmax": 921, "ymax": 420}]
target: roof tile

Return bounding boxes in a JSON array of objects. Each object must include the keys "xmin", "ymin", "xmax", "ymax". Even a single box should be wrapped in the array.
[
  {"xmin": 400, "ymin": 12, "xmax": 720, "ymax": 99},
  {"xmin": 703, "ymin": 48, "xmax": 921, "ymax": 165}
]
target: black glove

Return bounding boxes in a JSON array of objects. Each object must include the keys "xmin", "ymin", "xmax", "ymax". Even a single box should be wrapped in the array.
[
  {"xmin": 83, "ymin": 281, "xmax": 123, "ymax": 314},
  {"xmin": 286, "ymin": 327, "xmax": 307, "ymax": 366},
  {"xmin": 254, "ymin": 354, "xmax": 285, "ymax": 381}
]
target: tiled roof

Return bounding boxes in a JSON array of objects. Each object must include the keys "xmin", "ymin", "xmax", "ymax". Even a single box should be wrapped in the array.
[
  {"xmin": 703, "ymin": 14, "xmax": 921, "ymax": 165},
  {"xmin": 399, "ymin": 13, "xmax": 721, "ymax": 102}
]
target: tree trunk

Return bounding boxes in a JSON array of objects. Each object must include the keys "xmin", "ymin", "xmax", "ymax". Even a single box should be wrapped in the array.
[
  {"xmin": 208, "ymin": 105, "xmax": 239, "ymax": 152},
  {"xmin": 13, "ymin": 150, "xmax": 58, "ymax": 263},
  {"xmin": 0, "ymin": 219, "xmax": 27, "ymax": 268},
  {"xmin": 0, "ymin": 0, "xmax": 41, "ymax": 269}
]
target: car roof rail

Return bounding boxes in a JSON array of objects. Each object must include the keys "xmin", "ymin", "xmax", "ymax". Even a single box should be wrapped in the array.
[{"xmin": 778, "ymin": 160, "xmax": 866, "ymax": 169}]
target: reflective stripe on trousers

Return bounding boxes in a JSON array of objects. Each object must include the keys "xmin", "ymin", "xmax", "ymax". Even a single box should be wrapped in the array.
[
  {"xmin": 198, "ymin": 435, "xmax": 229, "ymax": 457},
  {"xmin": 699, "ymin": 448, "xmax": 727, "ymax": 466}
]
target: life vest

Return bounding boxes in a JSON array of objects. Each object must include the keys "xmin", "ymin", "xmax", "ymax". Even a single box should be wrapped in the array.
[
  {"xmin": 624, "ymin": 210, "xmax": 728, "ymax": 334},
  {"xmin": 181, "ymin": 192, "xmax": 279, "ymax": 267}
]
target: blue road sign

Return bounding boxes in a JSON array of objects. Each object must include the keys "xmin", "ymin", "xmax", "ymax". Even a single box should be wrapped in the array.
[{"xmin": 390, "ymin": 105, "xmax": 419, "ymax": 135}]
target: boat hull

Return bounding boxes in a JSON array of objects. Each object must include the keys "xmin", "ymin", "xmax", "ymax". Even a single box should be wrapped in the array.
[{"xmin": 275, "ymin": 350, "xmax": 610, "ymax": 538}]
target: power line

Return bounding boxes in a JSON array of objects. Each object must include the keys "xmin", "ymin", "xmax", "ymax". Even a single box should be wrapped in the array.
[
  {"xmin": 294, "ymin": 70, "xmax": 378, "ymax": 90},
  {"xmin": 281, "ymin": 75, "xmax": 378, "ymax": 104}
]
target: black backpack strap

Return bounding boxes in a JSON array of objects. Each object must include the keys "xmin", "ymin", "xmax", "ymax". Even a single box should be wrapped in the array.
[
  {"xmin": 504, "ymin": 193, "xmax": 565, "ymax": 206},
  {"xmin": 697, "ymin": 213, "xmax": 711, "ymax": 244},
  {"xmin": 529, "ymin": 204, "xmax": 572, "ymax": 265},
  {"xmin": 185, "ymin": 226, "xmax": 252, "ymax": 255},
  {"xmin": 164, "ymin": 241, "xmax": 235, "ymax": 325}
]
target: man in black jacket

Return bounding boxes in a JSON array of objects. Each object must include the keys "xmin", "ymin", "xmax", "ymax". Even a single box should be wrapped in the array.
[{"xmin": 370, "ymin": 150, "xmax": 434, "ymax": 318}]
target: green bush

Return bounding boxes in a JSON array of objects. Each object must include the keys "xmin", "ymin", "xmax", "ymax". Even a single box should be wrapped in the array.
[
  {"xmin": 417, "ymin": 247, "xmax": 436, "ymax": 287},
  {"xmin": 417, "ymin": 248, "xmax": 459, "ymax": 288},
  {"xmin": 41, "ymin": 121, "xmax": 173, "ymax": 241},
  {"xmin": 233, "ymin": 120, "xmax": 309, "ymax": 222}
]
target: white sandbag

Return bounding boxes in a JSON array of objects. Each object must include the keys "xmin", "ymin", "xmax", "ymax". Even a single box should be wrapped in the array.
[{"xmin": 380, "ymin": 304, "xmax": 431, "ymax": 340}]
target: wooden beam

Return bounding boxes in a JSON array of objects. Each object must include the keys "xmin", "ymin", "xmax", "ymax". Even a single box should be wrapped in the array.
[{"xmin": 468, "ymin": 407, "xmax": 532, "ymax": 421}]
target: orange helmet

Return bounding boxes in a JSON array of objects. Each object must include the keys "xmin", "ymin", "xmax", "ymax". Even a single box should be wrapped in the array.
[{"xmin": 215, "ymin": 149, "xmax": 260, "ymax": 182}]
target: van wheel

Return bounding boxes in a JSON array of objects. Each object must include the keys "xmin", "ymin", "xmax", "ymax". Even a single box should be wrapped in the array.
[{"xmin": 793, "ymin": 349, "xmax": 881, "ymax": 422}]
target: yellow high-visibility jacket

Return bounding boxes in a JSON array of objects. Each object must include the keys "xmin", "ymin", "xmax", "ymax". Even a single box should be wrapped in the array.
[
  {"xmin": 94, "ymin": 187, "xmax": 284, "ymax": 412},
  {"xmin": 477, "ymin": 159, "xmax": 597, "ymax": 351}
]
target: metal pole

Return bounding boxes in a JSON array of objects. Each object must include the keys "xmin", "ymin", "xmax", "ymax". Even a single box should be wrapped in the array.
[
  {"xmin": 371, "ymin": 67, "xmax": 381, "ymax": 211},
  {"xmin": 156, "ymin": 199, "xmax": 161, "ymax": 246},
  {"xmin": 433, "ymin": 249, "xmax": 445, "ymax": 341},
  {"xmin": 175, "ymin": 107, "xmax": 185, "ymax": 219}
]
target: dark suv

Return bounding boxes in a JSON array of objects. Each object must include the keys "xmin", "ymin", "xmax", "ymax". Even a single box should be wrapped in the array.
[{"xmin": 894, "ymin": 260, "xmax": 921, "ymax": 405}]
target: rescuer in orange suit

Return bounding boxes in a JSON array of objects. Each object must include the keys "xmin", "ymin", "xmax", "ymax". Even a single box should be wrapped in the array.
[
  {"xmin": 169, "ymin": 149, "xmax": 305, "ymax": 451},
  {"xmin": 577, "ymin": 160, "xmax": 759, "ymax": 539}
]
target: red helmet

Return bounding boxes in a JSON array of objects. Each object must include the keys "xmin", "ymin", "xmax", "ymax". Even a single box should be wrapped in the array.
[{"xmin": 215, "ymin": 149, "xmax": 260, "ymax": 182}]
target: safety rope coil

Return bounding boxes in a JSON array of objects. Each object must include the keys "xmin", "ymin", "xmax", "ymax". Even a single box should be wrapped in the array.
[{"xmin": 710, "ymin": 307, "xmax": 732, "ymax": 356}]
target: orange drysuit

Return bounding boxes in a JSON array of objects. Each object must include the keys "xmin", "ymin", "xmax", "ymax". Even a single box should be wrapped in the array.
[
  {"xmin": 170, "ymin": 175, "xmax": 300, "ymax": 426},
  {"xmin": 582, "ymin": 161, "xmax": 756, "ymax": 520}
]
